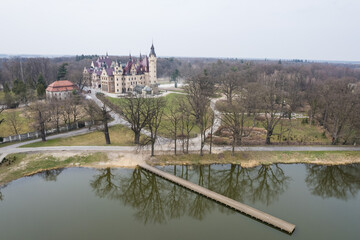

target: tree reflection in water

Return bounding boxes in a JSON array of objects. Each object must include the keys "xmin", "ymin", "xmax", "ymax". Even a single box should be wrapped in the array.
[
  {"xmin": 249, "ymin": 164, "xmax": 291, "ymax": 206},
  {"xmin": 90, "ymin": 168, "xmax": 122, "ymax": 200},
  {"xmin": 188, "ymin": 166, "xmax": 214, "ymax": 220},
  {"xmin": 90, "ymin": 164, "xmax": 291, "ymax": 225},
  {"xmin": 39, "ymin": 169, "xmax": 64, "ymax": 182},
  {"xmin": 306, "ymin": 164, "xmax": 360, "ymax": 200},
  {"xmin": 165, "ymin": 166, "xmax": 190, "ymax": 219}
]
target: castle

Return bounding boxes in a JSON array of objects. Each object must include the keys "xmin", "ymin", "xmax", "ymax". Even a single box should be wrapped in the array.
[{"xmin": 83, "ymin": 44, "xmax": 157, "ymax": 94}]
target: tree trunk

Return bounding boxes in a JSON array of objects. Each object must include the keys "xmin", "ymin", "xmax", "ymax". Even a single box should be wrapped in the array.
[
  {"xmin": 103, "ymin": 121, "xmax": 111, "ymax": 144},
  {"xmin": 40, "ymin": 123, "xmax": 46, "ymax": 141},
  {"xmin": 134, "ymin": 132, "xmax": 140, "ymax": 144},
  {"xmin": 186, "ymin": 134, "xmax": 190, "ymax": 154},
  {"xmin": 200, "ymin": 131, "xmax": 204, "ymax": 156},
  {"xmin": 174, "ymin": 125, "xmax": 177, "ymax": 155},
  {"xmin": 151, "ymin": 141, "xmax": 155, "ymax": 157},
  {"xmin": 209, "ymin": 125, "xmax": 213, "ymax": 154},
  {"xmin": 232, "ymin": 134, "xmax": 236, "ymax": 156},
  {"xmin": 266, "ymin": 131, "xmax": 272, "ymax": 144}
]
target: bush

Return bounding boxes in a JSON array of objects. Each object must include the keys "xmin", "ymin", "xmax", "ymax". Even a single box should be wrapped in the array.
[
  {"xmin": 302, "ymin": 118, "xmax": 309, "ymax": 124},
  {"xmin": 0, "ymin": 155, "xmax": 16, "ymax": 166}
]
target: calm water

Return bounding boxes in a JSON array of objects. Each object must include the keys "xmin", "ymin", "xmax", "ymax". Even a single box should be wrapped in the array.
[{"xmin": 0, "ymin": 164, "xmax": 360, "ymax": 240}]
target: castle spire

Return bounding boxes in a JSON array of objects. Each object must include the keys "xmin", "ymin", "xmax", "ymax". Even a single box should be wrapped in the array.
[{"xmin": 150, "ymin": 43, "xmax": 156, "ymax": 57}]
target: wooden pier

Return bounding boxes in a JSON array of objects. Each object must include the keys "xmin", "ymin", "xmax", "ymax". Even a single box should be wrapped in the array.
[{"xmin": 138, "ymin": 163, "xmax": 296, "ymax": 234}]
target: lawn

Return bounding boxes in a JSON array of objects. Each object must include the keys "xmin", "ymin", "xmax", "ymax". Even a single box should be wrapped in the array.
[
  {"xmin": 0, "ymin": 108, "xmax": 33, "ymax": 137},
  {"xmin": 21, "ymin": 124, "xmax": 138, "ymax": 147}
]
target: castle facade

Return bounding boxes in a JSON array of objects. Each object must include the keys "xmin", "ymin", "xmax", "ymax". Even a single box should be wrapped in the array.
[{"xmin": 83, "ymin": 44, "xmax": 157, "ymax": 93}]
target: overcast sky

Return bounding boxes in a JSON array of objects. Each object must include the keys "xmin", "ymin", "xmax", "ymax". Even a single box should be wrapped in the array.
[{"xmin": 1, "ymin": 0, "xmax": 359, "ymax": 61}]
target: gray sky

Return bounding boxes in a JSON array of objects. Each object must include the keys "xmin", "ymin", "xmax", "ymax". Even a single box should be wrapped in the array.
[{"xmin": 1, "ymin": 0, "xmax": 359, "ymax": 61}]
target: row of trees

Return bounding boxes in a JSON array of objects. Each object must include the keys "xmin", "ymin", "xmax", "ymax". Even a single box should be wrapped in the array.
[{"xmin": 17, "ymin": 94, "xmax": 112, "ymax": 144}]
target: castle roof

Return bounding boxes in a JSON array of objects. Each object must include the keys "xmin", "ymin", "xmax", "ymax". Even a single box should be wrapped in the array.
[
  {"xmin": 150, "ymin": 44, "xmax": 156, "ymax": 57},
  {"xmin": 46, "ymin": 80, "xmax": 77, "ymax": 92},
  {"xmin": 105, "ymin": 68, "xmax": 114, "ymax": 76}
]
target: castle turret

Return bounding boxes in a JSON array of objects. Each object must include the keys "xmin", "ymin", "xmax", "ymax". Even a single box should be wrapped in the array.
[{"xmin": 148, "ymin": 44, "xmax": 157, "ymax": 85}]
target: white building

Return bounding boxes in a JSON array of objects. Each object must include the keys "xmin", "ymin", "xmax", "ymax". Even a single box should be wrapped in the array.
[{"xmin": 46, "ymin": 80, "xmax": 77, "ymax": 100}]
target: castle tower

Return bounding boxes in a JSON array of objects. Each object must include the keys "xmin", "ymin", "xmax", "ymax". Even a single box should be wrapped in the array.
[{"xmin": 148, "ymin": 43, "xmax": 157, "ymax": 85}]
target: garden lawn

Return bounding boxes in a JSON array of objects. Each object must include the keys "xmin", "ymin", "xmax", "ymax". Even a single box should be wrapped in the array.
[{"xmin": 21, "ymin": 124, "xmax": 138, "ymax": 147}]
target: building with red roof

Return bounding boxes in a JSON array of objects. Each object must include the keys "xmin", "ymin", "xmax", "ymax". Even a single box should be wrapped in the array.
[
  {"xmin": 46, "ymin": 80, "xmax": 78, "ymax": 100},
  {"xmin": 83, "ymin": 44, "xmax": 157, "ymax": 94}
]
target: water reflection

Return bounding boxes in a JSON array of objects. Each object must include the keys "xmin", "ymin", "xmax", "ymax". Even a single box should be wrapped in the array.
[
  {"xmin": 39, "ymin": 169, "xmax": 64, "ymax": 182},
  {"xmin": 306, "ymin": 164, "xmax": 360, "ymax": 200},
  {"xmin": 90, "ymin": 168, "xmax": 122, "ymax": 200},
  {"xmin": 90, "ymin": 164, "xmax": 292, "ymax": 224}
]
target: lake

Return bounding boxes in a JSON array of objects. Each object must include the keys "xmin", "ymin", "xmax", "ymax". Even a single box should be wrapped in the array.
[{"xmin": 0, "ymin": 164, "xmax": 359, "ymax": 240}]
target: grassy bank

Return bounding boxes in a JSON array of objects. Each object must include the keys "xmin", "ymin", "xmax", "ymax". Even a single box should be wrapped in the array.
[
  {"xmin": 0, "ymin": 152, "xmax": 109, "ymax": 186},
  {"xmin": 21, "ymin": 124, "xmax": 138, "ymax": 148},
  {"xmin": 151, "ymin": 151, "xmax": 360, "ymax": 167}
]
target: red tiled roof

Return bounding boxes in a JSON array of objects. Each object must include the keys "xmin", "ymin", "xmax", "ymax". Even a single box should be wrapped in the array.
[{"xmin": 46, "ymin": 80, "xmax": 78, "ymax": 92}]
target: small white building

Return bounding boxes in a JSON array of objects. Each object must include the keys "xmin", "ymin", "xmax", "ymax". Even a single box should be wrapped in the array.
[{"xmin": 46, "ymin": 80, "xmax": 78, "ymax": 100}]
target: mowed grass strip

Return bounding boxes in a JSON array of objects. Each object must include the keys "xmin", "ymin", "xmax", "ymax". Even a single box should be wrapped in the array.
[
  {"xmin": 21, "ymin": 124, "xmax": 137, "ymax": 147},
  {"xmin": 152, "ymin": 151, "xmax": 360, "ymax": 166},
  {"xmin": 0, "ymin": 152, "xmax": 109, "ymax": 185}
]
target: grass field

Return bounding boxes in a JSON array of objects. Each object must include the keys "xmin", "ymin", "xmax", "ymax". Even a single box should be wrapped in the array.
[
  {"xmin": 0, "ymin": 152, "xmax": 109, "ymax": 185},
  {"xmin": 0, "ymin": 108, "xmax": 33, "ymax": 136},
  {"xmin": 151, "ymin": 151, "xmax": 360, "ymax": 167},
  {"xmin": 21, "ymin": 124, "xmax": 138, "ymax": 147}
]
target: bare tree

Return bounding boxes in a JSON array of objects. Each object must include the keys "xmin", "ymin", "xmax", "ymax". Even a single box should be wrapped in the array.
[
  {"xmin": 49, "ymin": 99, "xmax": 63, "ymax": 133},
  {"xmin": 69, "ymin": 94, "xmax": 83, "ymax": 127},
  {"xmin": 260, "ymin": 72, "xmax": 286, "ymax": 144},
  {"xmin": 84, "ymin": 100, "xmax": 102, "ymax": 129},
  {"xmin": 28, "ymin": 101, "xmax": 51, "ymax": 141},
  {"xmin": 305, "ymin": 79, "xmax": 322, "ymax": 126},
  {"xmin": 143, "ymin": 98, "xmax": 166, "ymax": 156},
  {"xmin": 68, "ymin": 70, "xmax": 87, "ymax": 91},
  {"xmin": 244, "ymin": 82, "xmax": 262, "ymax": 127},
  {"xmin": 185, "ymin": 72, "xmax": 214, "ymax": 155},
  {"xmin": 219, "ymin": 68, "xmax": 243, "ymax": 104},
  {"xmin": 101, "ymin": 104, "xmax": 112, "ymax": 145},
  {"xmin": 220, "ymin": 97, "xmax": 253, "ymax": 155},
  {"xmin": 119, "ymin": 96, "xmax": 151, "ymax": 144},
  {"xmin": 323, "ymin": 79, "xmax": 359, "ymax": 145},
  {"xmin": 208, "ymin": 111, "xmax": 215, "ymax": 154},
  {"xmin": 178, "ymin": 99, "xmax": 195, "ymax": 154},
  {"xmin": 167, "ymin": 103, "xmax": 181, "ymax": 155},
  {"xmin": 7, "ymin": 111, "xmax": 21, "ymax": 135}
]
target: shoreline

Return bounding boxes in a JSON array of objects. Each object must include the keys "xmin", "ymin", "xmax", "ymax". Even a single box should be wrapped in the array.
[{"xmin": 1, "ymin": 150, "xmax": 360, "ymax": 187}]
